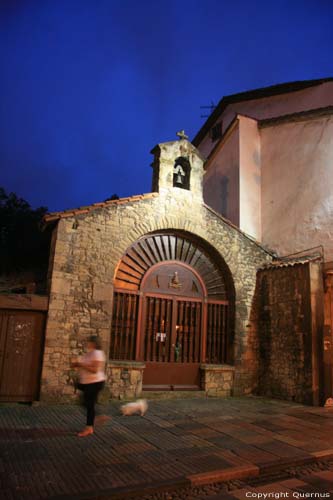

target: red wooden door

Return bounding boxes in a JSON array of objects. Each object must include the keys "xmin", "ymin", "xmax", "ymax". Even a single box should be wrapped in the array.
[
  {"xmin": 141, "ymin": 296, "xmax": 202, "ymax": 389},
  {"xmin": 0, "ymin": 310, "xmax": 45, "ymax": 402}
]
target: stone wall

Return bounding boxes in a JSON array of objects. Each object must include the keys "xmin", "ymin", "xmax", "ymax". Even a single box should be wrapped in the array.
[
  {"xmin": 200, "ymin": 364, "xmax": 235, "ymax": 397},
  {"xmin": 256, "ymin": 261, "xmax": 324, "ymax": 405},
  {"xmin": 40, "ymin": 185, "xmax": 272, "ymax": 401},
  {"xmin": 107, "ymin": 361, "xmax": 145, "ymax": 400}
]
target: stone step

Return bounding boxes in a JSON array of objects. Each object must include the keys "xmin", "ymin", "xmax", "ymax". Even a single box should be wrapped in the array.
[{"xmin": 142, "ymin": 390, "xmax": 206, "ymax": 400}]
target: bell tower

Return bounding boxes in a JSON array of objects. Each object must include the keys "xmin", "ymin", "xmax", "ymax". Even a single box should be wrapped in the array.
[{"xmin": 151, "ymin": 130, "xmax": 206, "ymax": 201}]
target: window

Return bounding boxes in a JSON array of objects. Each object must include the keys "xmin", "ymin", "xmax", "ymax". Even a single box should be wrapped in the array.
[{"xmin": 210, "ymin": 122, "xmax": 222, "ymax": 142}]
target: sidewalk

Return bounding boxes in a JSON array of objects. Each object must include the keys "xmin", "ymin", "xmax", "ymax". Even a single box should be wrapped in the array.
[{"xmin": 1, "ymin": 397, "xmax": 333, "ymax": 499}]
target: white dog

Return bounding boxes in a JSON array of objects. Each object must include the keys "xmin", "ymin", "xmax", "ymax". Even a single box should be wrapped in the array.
[{"xmin": 121, "ymin": 399, "xmax": 148, "ymax": 416}]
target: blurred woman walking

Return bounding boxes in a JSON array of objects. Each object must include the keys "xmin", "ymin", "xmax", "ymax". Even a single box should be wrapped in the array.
[{"xmin": 71, "ymin": 335, "xmax": 108, "ymax": 437}]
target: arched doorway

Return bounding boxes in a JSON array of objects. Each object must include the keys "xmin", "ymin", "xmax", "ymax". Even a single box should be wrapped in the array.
[{"xmin": 110, "ymin": 232, "xmax": 234, "ymax": 390}]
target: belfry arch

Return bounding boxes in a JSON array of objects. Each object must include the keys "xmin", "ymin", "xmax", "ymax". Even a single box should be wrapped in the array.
[{"xmin": 110, "ymin": 231, "xmax": 235, "ymax": 390}]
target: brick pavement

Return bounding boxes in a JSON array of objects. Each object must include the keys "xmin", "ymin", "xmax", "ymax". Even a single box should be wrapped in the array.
[{"xmin": 1, "ymin": 397, "xmax": 333, "ymax": 499}]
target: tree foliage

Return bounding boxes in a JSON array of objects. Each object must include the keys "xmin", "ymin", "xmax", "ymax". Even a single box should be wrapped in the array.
[
  {"xmin": 0, "ymin": 187, "xmax": 50, "ymax": 275},
  {"xmin": 104, "ymin": 193, "xmax": 119, "ymax": 201}
]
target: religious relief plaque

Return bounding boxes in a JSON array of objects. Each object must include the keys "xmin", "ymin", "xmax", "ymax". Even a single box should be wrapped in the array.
[
  {"xmin": 143, "ymin": 263, "xmax": 203, "ymax": 297},
  {"xmin": 168, "ymin": 271, "xmax": 182, "ymax": 290}
]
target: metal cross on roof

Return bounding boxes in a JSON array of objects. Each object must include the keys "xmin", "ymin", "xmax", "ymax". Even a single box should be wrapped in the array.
[{"xmin": 176, "ymin": 130, "xmax": 188, "ymax": 140}]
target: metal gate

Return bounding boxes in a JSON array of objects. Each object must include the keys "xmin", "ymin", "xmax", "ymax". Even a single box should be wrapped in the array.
[
  {"xmin": 0, "ymin": 310, "xmax": 45, "ymax": 402},
  {"xmin": 110, "ymin": 232, "xmax": 234, "ymax": 390},
  {"xmin": 141, "ymin": 296, "xmax": 203, "ymax": 389}
]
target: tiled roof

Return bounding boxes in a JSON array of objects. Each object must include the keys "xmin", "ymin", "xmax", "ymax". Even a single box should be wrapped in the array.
[
  {"xmin": 43, "ymin": 192, "xmax": 159, "ymax": 224},
  {"xmin": 192, "ymin": 77, "xmax": 333, "ymax": 146},
  {"xmin": 258, "ymin": 254, "xmax": 322, "ymax": 270}
]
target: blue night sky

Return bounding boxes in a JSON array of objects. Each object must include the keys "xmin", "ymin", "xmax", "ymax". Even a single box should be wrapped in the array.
[{"xmin": 0, "ymin": 0, "xmax": 332, "ymax": 211}]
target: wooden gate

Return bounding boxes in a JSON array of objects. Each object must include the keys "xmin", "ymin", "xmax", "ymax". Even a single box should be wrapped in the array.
[
  {"xmin": 141, "ymin": 294, "xmax": 203, "ymax": 389},
  {"xmin": 110, "ymin": 232, "xmax": 234, "ymax": 390},
  {"xmin": 0, "ymin": 310, "xmax": 46, "ymax": 402}
]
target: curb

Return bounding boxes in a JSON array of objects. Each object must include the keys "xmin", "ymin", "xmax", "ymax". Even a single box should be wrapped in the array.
[
  {"xmin": 188, "ymin": 464, "xmax": 260, "ymax": 486},
  {"xmin": 50, "ymin": 450, "xmax": 333, "ymax": 499},
  {"xmin": 258, "ymin": 449, "xmax": 333, "ymax": 476}
]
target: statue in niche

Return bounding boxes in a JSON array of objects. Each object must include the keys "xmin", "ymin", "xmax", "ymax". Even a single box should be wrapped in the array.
[
  {"xmin": 169, "ymin": 271, "xmax": 182, "ymax": 289},
  {"xmin": 173, "ymin": 156, "xmax": 191, "ymax": 190}
]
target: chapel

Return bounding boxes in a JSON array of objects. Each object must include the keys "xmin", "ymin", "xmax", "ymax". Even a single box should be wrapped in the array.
[
  {"xmin": 38, "ymin": 129, "xmax": 323, "ymax": 406},
  {"xmin": 0, "ymin": 78, "xmax": 331, "ymax": 406}
]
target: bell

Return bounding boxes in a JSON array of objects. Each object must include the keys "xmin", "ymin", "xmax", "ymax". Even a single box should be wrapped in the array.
[{"xmin": 174, "ymin": 164, "xmax": 185, "ymax": 185}]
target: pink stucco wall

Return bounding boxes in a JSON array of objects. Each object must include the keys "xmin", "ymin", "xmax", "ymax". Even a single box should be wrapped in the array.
[
  {"xmin": 201, "ymin": 81, "xmax": 333, "ymax": 260},
  {"xmin": 203, "ymin": 124, "xmax": 239, "ymax": 226},
  {"xmin": 261, "ymin": 114, "xmax": 333, "ymax": 260},
  {"xmin": 238, "ymin": 116, "xmax": 261, "ymax": 240},
  {"xmin": 203, "ymin": 116, "xmax": 261, "ymax": 239},
  {"xmin": 199, "ymin": 81, "xmax": 333, "ymax": 159}
]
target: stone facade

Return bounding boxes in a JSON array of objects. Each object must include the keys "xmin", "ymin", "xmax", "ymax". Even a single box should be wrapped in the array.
[
  {"xmin": 40, "ymin": 137, "xmax": 273, "ymax": 402},
  {"xmin": 200, "ymin": 364, "xmax": 235, "ymax": 397},
  {"xmin": 256, "ymin": 260, "xmax": 324, "ymax": 405},
  {"xmin": 107, "ymin": 361, "xmax": 145, "ymax": 400}
]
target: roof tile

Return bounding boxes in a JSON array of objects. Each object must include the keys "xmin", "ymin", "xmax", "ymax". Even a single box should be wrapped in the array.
[
  {"xmin": 258, "ymin": 254, "xmax": 322, "ymax": 270},
  {"xmin": 43, "ymin": 192, "xmax": 159, "ymax": 224}
]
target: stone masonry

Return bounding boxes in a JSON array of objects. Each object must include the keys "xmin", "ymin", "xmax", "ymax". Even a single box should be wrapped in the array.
[
  {"xmin": 41, "ymin": 136, "xmax": 273, "ymax": 401},
  {"xmin": 200, "ymin": 364, "xmax": 235, "ymax": 397},
  {"xmin": 256, "ymin": 260, "xmax": 324, "ymax": 405},
  {"xmin": 107, "ymin": 361, "xmax": 145, "ymax": 400}
]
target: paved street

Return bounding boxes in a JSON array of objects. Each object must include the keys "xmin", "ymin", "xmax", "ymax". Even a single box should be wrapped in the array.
[
  {"xmin": 1, "ymin": 397, "xmax": 333, "ymax": 499},
  {"xmin": 126, "ymin": 461, "xmax": 333, "ymax": 499}
]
